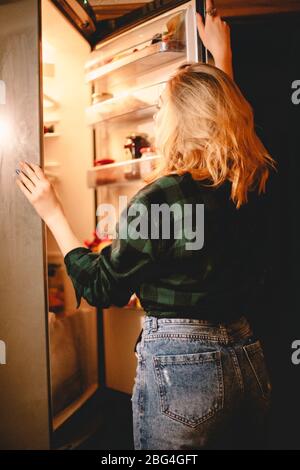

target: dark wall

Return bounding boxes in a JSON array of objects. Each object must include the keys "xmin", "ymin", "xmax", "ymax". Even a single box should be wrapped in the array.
[{"xmin": 230, "ymin": 13, "xmax": 300, "ymax": 450}]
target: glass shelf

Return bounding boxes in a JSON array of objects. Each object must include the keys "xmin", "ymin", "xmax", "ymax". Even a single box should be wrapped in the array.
[
  {"xmin": 87, "ymin": 154, "xmax": 161, "ymax": 188},
  {"xmin": 86, "ymin": 82, "xmax": 165, "ymax": 125},
  {"xmin": 85, "ymin": 40, "xmax": 186, "ymax": 84},
  {"xmin": 92, "ymin": 105, "xmax": 157, "ymax": 126}
]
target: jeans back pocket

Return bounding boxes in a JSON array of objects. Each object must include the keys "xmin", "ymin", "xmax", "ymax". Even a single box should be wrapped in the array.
[{"xmin": 153, "ymin": 350, "xmax": 224, "ymax": 428}]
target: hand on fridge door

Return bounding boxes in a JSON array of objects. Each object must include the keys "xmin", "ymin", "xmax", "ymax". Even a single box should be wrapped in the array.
[
  {"xmin": 196, "ymin": 0, "xmax": 233, "ymax": 79},
  {"xmin": 15, "ymin": 161, "xmax": 61, "ymax": 223},
  {"xmin": 15, "ymin": 160, "xmax": 83, "ymax": 257}
]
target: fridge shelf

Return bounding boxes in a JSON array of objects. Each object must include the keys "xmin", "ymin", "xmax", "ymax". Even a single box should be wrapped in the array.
[
  {"xmin": 85, "ymin": 41, "xmax": 185, "ymax": 84},
  {"xmin": 90, "ymin": 104, "xmax": 156, "ymax": 126},
  {"xmin": 87, "ymin": 155, "xmax": 161, "ymax": 188},
  {"xmin": 86, "ymin": 82, "xmax": 165, "ymax": 125},
  {"xmin": 43, "ymin": 92, "xmax": 59, "ymax": 109},
  {"xmin": 44, "ymin": 133, "xmax": 60, "ymax": 138}
]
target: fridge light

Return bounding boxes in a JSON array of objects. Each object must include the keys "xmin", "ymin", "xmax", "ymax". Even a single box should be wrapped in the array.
[
  {"xmin": 0, "ymin": 80, "xmax": 6, "ymax": 105},
  {"xmin": 0, "ymin": 80, "xmax": 12, "ymax": 144},
  {"xmin": 0, "ymin": 112, "xmax": 12, "ymax": 143}
]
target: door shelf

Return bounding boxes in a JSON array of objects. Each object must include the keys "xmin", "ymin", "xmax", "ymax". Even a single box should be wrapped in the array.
[
  {"xmin": 44, "ymin": 133, "xmax": 60, "ymax": 138},
  {"xmin": 44, "ymin": 161, "xmax": 61, "ymax": 182},
  {"xmin": 44, "ymin": 119, "xmax": 59, "ymax": 125},
  {"xmin": 85, "ymin": 41, "xmax": 185, "ymax": 84},
  {"xmin": 86, "ymin": 82, "xmax": 165, "ymax": 125},
  {"xmin": 43, "ymin": 92, "xmax": 59, "ymax": 109},
  {"xmin": 87, "ymin": 155, "xmax": 161, "ymax": 188}
]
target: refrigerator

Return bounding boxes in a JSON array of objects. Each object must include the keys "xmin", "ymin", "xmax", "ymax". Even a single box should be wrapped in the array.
[{"xmin": 0, "ymin": 0, "xmax": 205, "ymax": 449}]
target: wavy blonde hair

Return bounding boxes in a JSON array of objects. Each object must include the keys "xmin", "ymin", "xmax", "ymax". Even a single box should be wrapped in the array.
[{"xmin": 144, "ymin": 62, "xmax": 276, "ymax": 208}]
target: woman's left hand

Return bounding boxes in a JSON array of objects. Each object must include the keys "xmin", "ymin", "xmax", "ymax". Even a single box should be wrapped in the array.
[
  {"xmin": 196, "ymin": 0, "xmax": 233, "ymax": 79},
  {"xmin": 196, "ymin": 1, "xmax": 231, "ymax": 63},
  {"xmin": 15, "ymin": 161, "xmax": 63, "ymax": 224}
]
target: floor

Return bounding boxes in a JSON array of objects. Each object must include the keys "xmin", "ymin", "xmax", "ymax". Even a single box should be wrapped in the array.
[{"xmin": 53, "ymin": 388, "xmax": 134, "ymax": 450}]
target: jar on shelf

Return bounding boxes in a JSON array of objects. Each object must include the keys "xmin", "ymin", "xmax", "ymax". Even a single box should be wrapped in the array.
[
  {"xmin": 140, "ymin": 147, "xmax": 157, "ymax": 178},
  {"xmin": 123, "ymin": 133, "xmax": 151, "ymax": 180}
]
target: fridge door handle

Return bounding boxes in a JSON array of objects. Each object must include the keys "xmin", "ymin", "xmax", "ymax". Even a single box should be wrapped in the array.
[{"xmin": 195, "ymin": 0, "xmax": 208, "ymax": 63}]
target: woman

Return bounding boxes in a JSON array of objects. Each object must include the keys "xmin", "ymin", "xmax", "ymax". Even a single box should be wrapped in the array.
[{"xmin": 16, "ymin": 2, "xmax": 275, "ymax": 450}]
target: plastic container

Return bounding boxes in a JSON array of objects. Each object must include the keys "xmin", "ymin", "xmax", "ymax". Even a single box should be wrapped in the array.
[{"xmin": 140, "ymin": 147, "xmax": 157, "ymax": 178}]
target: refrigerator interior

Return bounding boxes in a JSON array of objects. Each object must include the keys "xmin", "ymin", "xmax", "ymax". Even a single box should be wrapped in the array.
[
  {"xmin": 41, "ymin": 0, "xmax": 199, "ymax": 427},
  {"xmin": 90, "ymin": 0, "xmax": 199, "ymax": 394},
  {"xmin": 42, "ymin": 0, "xmax": 98, "ymax": 430}
]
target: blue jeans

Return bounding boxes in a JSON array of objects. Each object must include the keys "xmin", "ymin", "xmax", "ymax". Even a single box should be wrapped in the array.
[{"xmin": 131, "ymin": 316, "xmax": 272, "ymax": 450}]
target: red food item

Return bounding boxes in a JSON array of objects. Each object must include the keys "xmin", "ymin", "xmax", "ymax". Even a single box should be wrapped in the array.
[
  {"xmin": 94, "ymin": 158, "xmax": 115, "ymax": 166},
  {"xmin": 84, "ymin": 231, "xmax": 112, "ymax": 252}
]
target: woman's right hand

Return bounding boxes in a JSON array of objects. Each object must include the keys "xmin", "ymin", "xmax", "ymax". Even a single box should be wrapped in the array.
[{"xmin": 196, "ymin": 0, "xmax": 233, "ymax": 78}]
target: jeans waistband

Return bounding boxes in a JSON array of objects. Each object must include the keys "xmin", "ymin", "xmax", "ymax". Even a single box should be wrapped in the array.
[{"xmin": 142, "ymin": 315, "xmax": 253, "ymax": 344}]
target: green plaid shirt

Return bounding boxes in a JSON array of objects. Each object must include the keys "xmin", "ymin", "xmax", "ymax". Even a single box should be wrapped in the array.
[{"xmin": 64, "ymin": 172, "xmax": 270, "ymax": 321}]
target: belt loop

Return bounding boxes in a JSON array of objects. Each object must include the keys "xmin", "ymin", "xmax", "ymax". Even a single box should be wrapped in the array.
[
  {"xmin": 151, "ymin": 316, "xmax": 158, "ymax": 332},
  {"xmin": 220, "ymin": 324, "xmax": 229, "ymax": 344}
]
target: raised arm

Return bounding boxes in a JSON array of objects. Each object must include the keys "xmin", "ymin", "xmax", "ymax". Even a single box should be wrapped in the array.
[{"xmin": 196, "ymin": 0, "xmax": 233, "ymax": 80}]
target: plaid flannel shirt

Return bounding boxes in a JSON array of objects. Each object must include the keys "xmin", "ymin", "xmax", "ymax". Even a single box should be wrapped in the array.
[{"xmin": 64, "ymin": 172, "xmax": 270, "ymax": 321}]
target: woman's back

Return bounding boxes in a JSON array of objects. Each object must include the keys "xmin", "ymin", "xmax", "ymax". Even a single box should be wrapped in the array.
[{"xmin": 134, "ymin": 172, "xmax": 269, "ymax": 323}]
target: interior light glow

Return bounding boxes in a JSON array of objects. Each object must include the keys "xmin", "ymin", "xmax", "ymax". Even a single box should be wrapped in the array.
[{"xmin": 0, "ymin": 113, "xmax": 12, "ymax": 144}]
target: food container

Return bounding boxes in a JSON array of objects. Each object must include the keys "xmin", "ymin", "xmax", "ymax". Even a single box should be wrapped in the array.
[
  {"xmin": 140, "ymin": 147, "xmax": 157, "ymax": 178},
  {"xmin": 92, "ymin": 92, "xmax": 113, "ymax": 105},
  {"xmin": 93, "ymin": 158, "xmax": 118, "ymax": 184},
  {"xmin": 94, "ymin": 158, "xmax": 115, "ymax": 166},
  {"xmin": 123, "ymin": 133, "xmax": 151, "ymax": 180}
]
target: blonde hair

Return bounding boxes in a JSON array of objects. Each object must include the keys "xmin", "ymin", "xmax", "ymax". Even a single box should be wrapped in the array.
[{"xmin": 144, "ymin": 62, "xmax": 276, "ymax": 208}]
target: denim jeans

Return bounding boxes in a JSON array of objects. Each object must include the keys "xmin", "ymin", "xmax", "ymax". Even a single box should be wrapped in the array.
[{"xmin": 131, "ymin": 316, "xmax": 272, "ymax": 450}]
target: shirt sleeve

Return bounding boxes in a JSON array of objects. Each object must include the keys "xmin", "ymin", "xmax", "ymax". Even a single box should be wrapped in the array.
[{"xmin": 64, "ymin": 194, "xmax": 162, "ymax": 309}]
